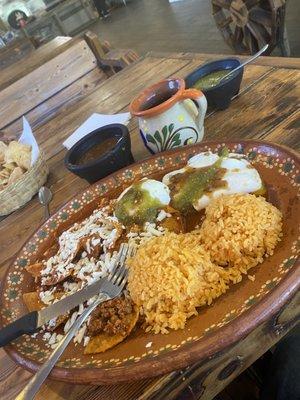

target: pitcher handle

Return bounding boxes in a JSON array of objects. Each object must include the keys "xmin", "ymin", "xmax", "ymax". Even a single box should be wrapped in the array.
[{"xmin": 180, "ymin": 89, "xmax": 207, "ymax": 135}]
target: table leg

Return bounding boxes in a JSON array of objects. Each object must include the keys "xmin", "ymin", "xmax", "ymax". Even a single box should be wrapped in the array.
[
  {"xmin": 279, "ymin": 26, "xmax": 291, "ymax": 57},
  {"xmin": 278, "ymin": 5, "xmax": 291, "ymax": 57}
]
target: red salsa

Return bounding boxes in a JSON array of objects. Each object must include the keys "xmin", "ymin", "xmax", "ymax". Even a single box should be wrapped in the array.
[{"xmin": 77, "ymin": 137, "xmax": 119, "ymax": 165}]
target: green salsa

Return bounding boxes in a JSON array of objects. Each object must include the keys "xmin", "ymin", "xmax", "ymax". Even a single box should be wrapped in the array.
[
  {"xmin": 169, "ymin": 160, "xmax": 226, "ymax": 213},
  {"xmin": 115, "ymin": 182, "xmax": 163, "ymax": 225},
  {"xmin": 193, "ymin": 69, "xmax": 229, "ymax": 90},
  {"xmin": 169, "ymin": 148, "xmax": 229, "ymax": 213}
]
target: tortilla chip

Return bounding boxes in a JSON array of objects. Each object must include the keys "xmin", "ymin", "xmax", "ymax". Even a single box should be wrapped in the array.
[
  {"xmin": 23, "ymin": 292, "xmax": 44, "ymax": 312},
  {"xmin": 42, "ymin": 270, "xmax": 73, "ymax": 286},
  {"xmin": 88, "ymin": 243, "xmax": 102, "ymax": 259},
  {"xmin": 0, "ymin": 168, "xmax": 10, "ymax": 179},
  {"xmin": 84, "ymin": 306, "xmax": 139, "ymax": 354},
  {"xmin": 2, "ymin": 162, "xmax": 16, "ymax": 171},
  {"xmin": 0, "ymin": 141, "xmax": 7, "ymax": 164},
  {"xmin": 25, "ymin": 255, "xmax": 73, "ymax": 286},
  {"xmin": 25, "ymin": 262, "xmax": 44, "ymax": 278},
  {"xmin": 5, "ymin": 141, "xmax": 31, "ymax": 170},
  {"xmin": 7, "ymin": 166, "xmax": 24, "ymax": 185},
  {"xmin": 79, "ymin": 235, "xmax": 102, "ymax": 259},
  {"xmin": 3, "ymin": 141, "xmax": 16, "ymax": 164},
  {"xmin": 0, "ymin": 177, "xmax": 9, "ymax": 187}
]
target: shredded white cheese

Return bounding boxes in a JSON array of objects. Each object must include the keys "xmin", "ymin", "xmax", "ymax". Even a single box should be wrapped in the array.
[{"xmin": 38, "ymin": 206, "xmax": 168, "ymax": 348}]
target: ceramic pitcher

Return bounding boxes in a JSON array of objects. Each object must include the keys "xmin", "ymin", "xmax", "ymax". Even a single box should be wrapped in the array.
[{"xmin": 129, "ymin": 78, "xmax": 207, "ymax": 153}]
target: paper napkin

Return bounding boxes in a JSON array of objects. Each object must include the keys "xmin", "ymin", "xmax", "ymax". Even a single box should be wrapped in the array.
[
  {"xmin": 63, "ymin": 113, "xmax": 131, "ymax": 150},
  {"xmin": 19, "ymin": 117, "xmax": 40, "ymax": 166}
]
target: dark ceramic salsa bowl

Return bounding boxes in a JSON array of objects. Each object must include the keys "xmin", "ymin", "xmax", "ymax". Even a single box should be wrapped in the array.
[
  {"xmin": 185, "ymin": 58, "xmax": 243, "ymax": 110},
  {"xmin": 64, "ymin": 124, "xmax": 133, "ymax": 183}
]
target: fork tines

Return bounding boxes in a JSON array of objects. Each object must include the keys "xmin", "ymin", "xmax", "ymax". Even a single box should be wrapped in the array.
[{"xmin": 105, "ymin": 243, "xmax": 136, "ymax": 292}]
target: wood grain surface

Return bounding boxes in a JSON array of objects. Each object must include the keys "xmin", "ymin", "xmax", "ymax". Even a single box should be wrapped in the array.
[
  {"xmin": 0, "ymin": 37, "xmax": 84, "ymax": 92},
  {"xmin": 0, "ymin": 40, "xmax": 97, "ymax": 129},
  {"xmin": 0, "ymin": 52, "xmax": 299, "ymax": 400},
  {"xmin": 0, "ymin": 38, "xmax": 35, "ymax": 71},
  {"xmin": 2, "ymin": 67, "xmax": 107, "ymax": 135}
]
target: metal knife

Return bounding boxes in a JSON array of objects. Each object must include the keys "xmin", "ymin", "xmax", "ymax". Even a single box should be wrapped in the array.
[{"xmin": 0, "ymin": 278, "xmax": 107, "ymax": 347}]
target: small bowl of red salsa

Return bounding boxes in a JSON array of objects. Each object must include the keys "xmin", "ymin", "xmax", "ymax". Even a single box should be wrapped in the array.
[{"xmin": 64, "ymin": 124, "xmax": 133, "ymax": 183}]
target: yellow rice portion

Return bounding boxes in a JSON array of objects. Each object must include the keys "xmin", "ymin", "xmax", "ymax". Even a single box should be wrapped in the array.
[
  {"xmin": 127, "ymin": 194, "xmax": 282, "ymax": 334},
  {"xmin": 199, "ymin": 194, "xmax": 283, "ymax": 270},
  {"xmin": 128, "ymin": 233, "xmax": 226, "ymax": 334}
]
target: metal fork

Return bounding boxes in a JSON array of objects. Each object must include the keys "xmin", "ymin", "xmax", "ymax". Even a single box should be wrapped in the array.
[{"xmin": 16, "ymin": 244, "xmax": 132, "ymax": 400}]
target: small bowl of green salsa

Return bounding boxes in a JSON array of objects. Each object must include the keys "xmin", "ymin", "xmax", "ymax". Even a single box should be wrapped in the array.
[{"xmin": 185, "ymin": 58, "xmax": 243, "ymax": 110}]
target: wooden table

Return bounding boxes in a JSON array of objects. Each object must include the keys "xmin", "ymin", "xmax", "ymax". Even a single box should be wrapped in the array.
[{"xmin": 0, "ymin": 52, "xmax": 299, "ymax": 400}]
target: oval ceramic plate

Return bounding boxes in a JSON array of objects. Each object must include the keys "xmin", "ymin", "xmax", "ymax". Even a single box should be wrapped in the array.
[{"xmin": 1, "ymin": 140, "xmax": 299, "ymax": 384}]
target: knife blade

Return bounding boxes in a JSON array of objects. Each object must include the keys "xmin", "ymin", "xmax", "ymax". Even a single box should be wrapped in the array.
[
  {"xmin": 0, "ymin": 276, "xmax": 107, "ymax": 348},
  {"xmin": 38, "ymin": 277, "xmax": 110, "ymax": 327},
  {"xmin": 0, "ymin": 243, "xmax": 128, "ymax": 347}
]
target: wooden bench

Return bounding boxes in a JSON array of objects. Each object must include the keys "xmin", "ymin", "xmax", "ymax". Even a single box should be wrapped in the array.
[
  {"xmin": 36, "ymin": 35, "xmax": 72, "ymax": 53},
  {"xmin": 0, "ymin": 36, "xmax": 109, "ymax": 136},
  {"xmin": 0, "ymin": 37, "xmax": 36, "ymax": 70}
]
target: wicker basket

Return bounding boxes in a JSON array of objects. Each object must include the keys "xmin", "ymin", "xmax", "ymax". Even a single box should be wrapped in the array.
[{"xmin": 0, "ymin": 152, "xmax": 49, "ymax": 216}]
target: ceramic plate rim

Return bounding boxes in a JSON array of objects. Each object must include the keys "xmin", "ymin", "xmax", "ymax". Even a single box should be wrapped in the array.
[{"xmin": 1, "ymin": 139, "xmax": 299, "ymax": 384}]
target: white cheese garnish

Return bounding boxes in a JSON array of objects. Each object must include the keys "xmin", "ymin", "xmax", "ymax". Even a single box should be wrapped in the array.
[
  {"xmin": 38, "ymin": 202, "xmax": 171, "ymax": 348},
  {"xmin": 91, "ymin": 238, "xmax": 100, "ymax": 247},
  {"xmin": 156, "ymin": 209, "xmax": 170, "ymax": 222},
  {"xmin": 48, "ymin": 332, "xmax": 57, "ymax": 345},
  {"xmin": 74, "ymin": 324, "xmax": 86, "ymax": 344},
  {"xmin": 48, "ymin": 318, "xmax": 57, "ymax": 328},
  {"xmin": 43, "ymin": 332, "xmax": 51, "ymax": 341},
  {"xmin": 39, "ymin": 287, "xmax": 56, "ymax": 305}
]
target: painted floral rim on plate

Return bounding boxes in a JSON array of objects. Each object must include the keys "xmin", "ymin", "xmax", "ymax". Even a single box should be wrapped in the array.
[{"xmin": 1, "ymin": 140, "xmax": 299, "ymax": 384}]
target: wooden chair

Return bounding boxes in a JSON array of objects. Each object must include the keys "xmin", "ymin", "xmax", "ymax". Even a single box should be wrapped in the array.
[
  {"xmin": 0, "ymin": 36, "xmax": 109, "ymax": 135},
  {"xmin": 84, "ymin": 31, "xmax": 139, "ymax": 72}
]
